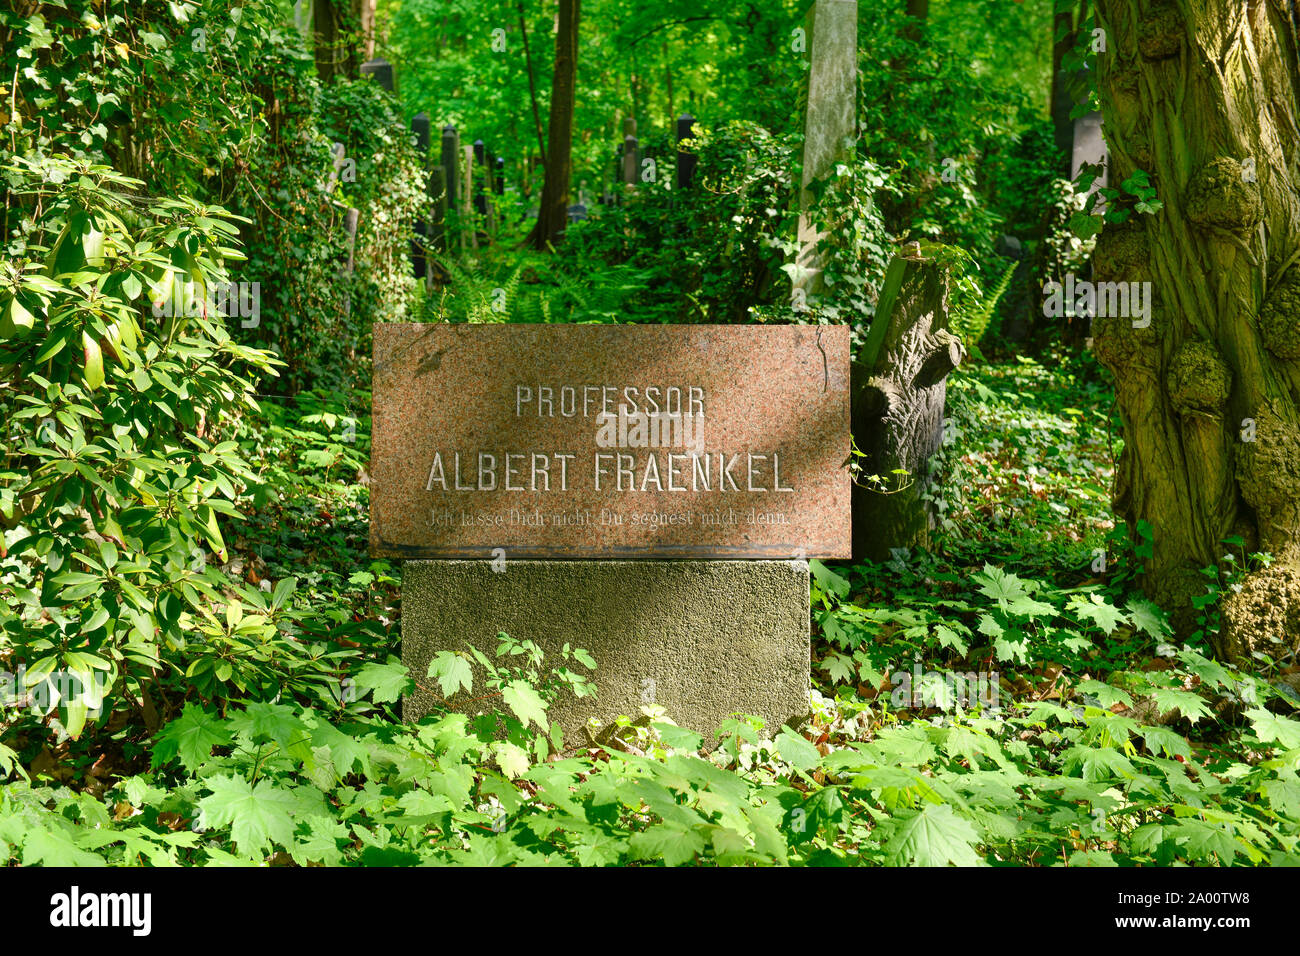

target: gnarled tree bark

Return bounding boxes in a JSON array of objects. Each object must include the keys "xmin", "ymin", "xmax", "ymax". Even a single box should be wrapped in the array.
[{"xmin": 1092, "ymin": 0, "xmax": 1300, "ymax": 655}]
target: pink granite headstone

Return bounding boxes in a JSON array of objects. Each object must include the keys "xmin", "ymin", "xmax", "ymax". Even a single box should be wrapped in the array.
[{"xmin": 370, "ymin": 324, "xmax": 851, "ymax": 558}]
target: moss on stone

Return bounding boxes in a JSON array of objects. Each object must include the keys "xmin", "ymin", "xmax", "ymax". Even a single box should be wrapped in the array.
[
  {"xmin": 1220, "ymin": 563, "xmax": 1300, "ymax": 660},
  {"xmin": 1185, "ymin": 157, "xmax": 1263, "ymax": 231},
  {"xmin": 1167, "ymin": 340, "xmax": 1232, "ymax": 413},
  {"xmin": 1259, "ymin": 271, "xmax": 1300, "ymax": 360}
]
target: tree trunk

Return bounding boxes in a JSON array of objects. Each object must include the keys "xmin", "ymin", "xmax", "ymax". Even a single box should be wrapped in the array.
[
  {"xmin": 530, "ymin": 0, "xmax": 580, "ymax": 250},
  {"xmin": 1092, "ymin": 0, "xmax": 1300, "ymax": 656}
]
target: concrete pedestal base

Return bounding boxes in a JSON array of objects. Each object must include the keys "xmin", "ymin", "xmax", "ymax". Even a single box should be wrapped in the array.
[{"xmin": 401, "ymin": 560, "xmax": 811, "ymax": 741}]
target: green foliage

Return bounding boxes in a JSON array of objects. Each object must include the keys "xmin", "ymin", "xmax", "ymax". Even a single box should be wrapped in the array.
[
  {"xmin": 3, "ymin": 639, "xmax": 1297, "ymax": 867},
  {"xmin": 0, "ymin": 156, "xmax": 279, "ymax": 737},
  {"xmin": 949, "ymin": 256, "xmax": 1016, "ymax": 353},
  {"xmin": 1, "ymin": 0, "xmax": 423, "ymax": 393}
]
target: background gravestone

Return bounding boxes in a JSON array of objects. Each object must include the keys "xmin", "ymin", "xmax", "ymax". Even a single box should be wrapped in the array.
[{"xmin": 795, "ymin": 0, "xmax": 858, "ymax": 300}]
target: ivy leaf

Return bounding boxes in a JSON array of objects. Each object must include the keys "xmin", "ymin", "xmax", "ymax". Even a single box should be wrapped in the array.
[
  {"xmin": 199, "ymin": 774, "xmax": 297, "ymax": 857},
  {"xmin": 153, "ymin": 703, "xmax": 232, "ymax": 772},
  {"xmin": 501, "ymin": 680, "xmax": 548, "ymax": 730},
  {"xmin": 883, "ymin": 803, "xmax": 981, "ymax": 866},
  {"xmin": 1067, "ymin": 211, "xmax": 1103, "ymax": 240}
]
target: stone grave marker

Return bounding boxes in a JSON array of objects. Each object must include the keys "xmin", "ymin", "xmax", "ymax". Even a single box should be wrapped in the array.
[
  {"xmin": 795, "ymin": 0, "xmax": 858, "ymax": 300},
  {"xmin": 371, "ymin": 324, "xmax": 851, "ymax": 738}
]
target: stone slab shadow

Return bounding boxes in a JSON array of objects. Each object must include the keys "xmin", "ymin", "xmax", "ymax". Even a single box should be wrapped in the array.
[{"xmin": 401, "ymin": 559, "xmax": 811, "ymax": 742}]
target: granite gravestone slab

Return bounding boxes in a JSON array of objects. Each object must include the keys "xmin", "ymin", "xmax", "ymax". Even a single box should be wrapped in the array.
[
  {"xmin": 376, "ymin": 323, "xmax": 851, "ymax": 737},
  {"xmin": 370, "ymin": 324, "xmax": 851, "ymax": 560}
]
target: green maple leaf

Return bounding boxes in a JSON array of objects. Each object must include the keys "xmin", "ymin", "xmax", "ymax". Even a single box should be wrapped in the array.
[
  {"xmin": 230, "ymin": 700, "xmax": 307, "ymax": 751},
  {"xmin": 933, "ymin": 623, "xmax": 969, "ymax": 654},
  {"xmin": 493, "ymin": 741, "xmax": 531, "ymax": 779},
  {"xmin": 651, "ymin": 722, "xmax": 704, "ymax": 751},
  {"xmin": 824, "ymin": 652, "xmax": 855, "ymax": 685},
  {"xmin": 153, "ymin": 702, "xmax": 232, "ymax": 772},
  {"xmin": 993, "ymin": 632, "xmax": 1028, "ymax": 664},
  {"xmin": 307, "ymin": 715, "xmax": 371, "ymax": 778},
  {"xmin": 289, "ymin": 814, "xmax": 348, "ymax": 867},
  {"xmin": 628, "ymin": 824, "xmax": 706, "ymax": 866},
  {"xmin": 974, "ymin": 564, "xmax": 1030, "ymax": 605},
  {"xmin": 1074, "ymin": 679, "xmax": 1134, "ymax": 709},
  {"xmin": 810, "ymin": 559, "xmax": 851, "ymax": 598},
  {"xmin": 501, "ymin": 680, "xmax": 548, "ymax": 730},
  {"xmin": 776, "ymin": 726, "xmax": 821, "ymax": 772},
  {"xmin": 1149, "ymin": 687, "xmax": 1213, "ymax": 724},
  {"xmin": 1126, "ymin": 598, "xmax": 1172, "ymax": 637},
  {"xmin": 427, "ymin": 651, "xmax": 473, "ymax": 698},
  {"xmin": 883, "ymin": 803, "xmax": 981, "ymax": 866},
  {"xmin": 199, "ymin": 774, "xmax": 298, "ymax": 858},
  {"xmin": 1005, "ymin": 595, "xmax": 1056, "ymax": 619},
  {"xmin": 1245, "ymin": 707, "xmax": 1300, "ymax": 749},
  {"xmin": 353, "ymin": 656, "xmax": 411, "ymax": 704},
  {"xmin": 1140, "ymin": 725, "xmax": 1191, "ymax": 760},
  {"xmin": 1061, "ymin": 745, "xmax": 1136, "ymax": 782},
  {"xmin": 21, "ymin": 827, "xmax": 105, "ymax": 867},
  {"xmin": 1069, "ymin": 594, "xmax": 1127, "ymax": 635},
  {"xmin": 1178, "ymin": 820, "xmax": 1242, "ymax": 864}
]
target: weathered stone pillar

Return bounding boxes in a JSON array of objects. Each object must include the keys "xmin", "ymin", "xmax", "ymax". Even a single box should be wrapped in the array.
[
  {"xmin": 852, "ymin": 245, "xmax": 963, "ymax": 561},
  {"xmin": 795, "ymin": 0, "xmax": 858, "ymax": 300}
]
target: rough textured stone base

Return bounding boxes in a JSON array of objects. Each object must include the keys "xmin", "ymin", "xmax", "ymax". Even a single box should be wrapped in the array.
[{"xmin": 401, "ymin": 560, "xmax": 811, "ymax": 741}]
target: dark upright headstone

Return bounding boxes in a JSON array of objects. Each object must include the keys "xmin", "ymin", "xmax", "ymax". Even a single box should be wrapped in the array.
[
  {"xmin": 622, "ymin": 134, "xmax": 639, "ymax": 186},
  {"xmin": 676, "ymin": 114, "xmax": 698, "ymax": 189},
  {"xmin": 472, "ymin": 140, "xmax": 488, "ymax": 217},
  {"xmin": 360, "ymin": 58, "xmax": 394, "ymax": 93},
  {"xmin": 411, "ymin": 113, "xmax": 432, "ymax": 279},
  {"xmin": 441, "ymin": 126, "xmax": 460, "ymax": 251},
  {"xmin": 412, "ymin": 112, "xmax": 431, "ymax": 155}
]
